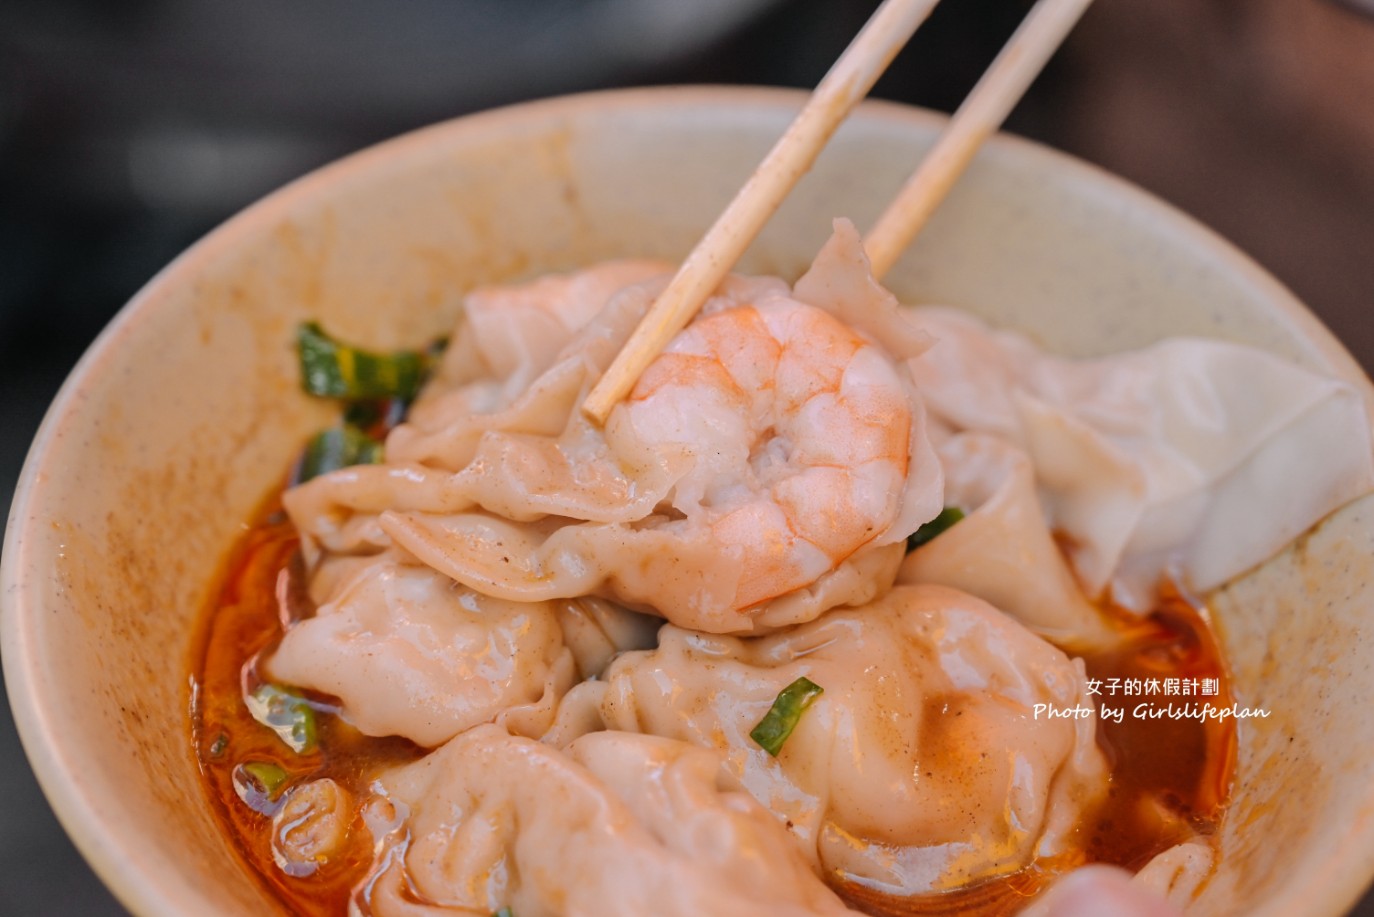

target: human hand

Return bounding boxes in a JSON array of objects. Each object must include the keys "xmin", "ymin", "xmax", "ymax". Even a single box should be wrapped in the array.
[{"xmin": 1021, "ymin": 865, "xmax": 1185, "ymax": 917}]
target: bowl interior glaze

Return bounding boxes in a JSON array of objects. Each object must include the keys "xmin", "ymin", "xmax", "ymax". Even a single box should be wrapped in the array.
[{"xmin": 4, "ymin": 86, "xmax": 1373, "ymax": 916}]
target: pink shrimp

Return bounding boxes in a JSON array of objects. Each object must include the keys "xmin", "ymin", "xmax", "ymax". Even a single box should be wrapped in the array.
[{"xmin": 618, "ymin": 295, "xmax": 916, "ymax": 610}]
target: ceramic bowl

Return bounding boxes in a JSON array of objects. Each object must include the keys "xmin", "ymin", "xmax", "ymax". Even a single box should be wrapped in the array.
[{"xmin": 4, "ymin": 86, "xmax": 1373, "ymax": 916}]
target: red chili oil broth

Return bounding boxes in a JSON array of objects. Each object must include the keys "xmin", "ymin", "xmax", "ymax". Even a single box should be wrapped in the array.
[
  {"xmin": 190, "ymin": 504, "xmax": 425, "ymax": 916},
  {"xmin": 1079, "ymin": 588, "xmax": 1235, "ymax": 869},
  {"xmin": 191, "ymin": 505, "xmax": 1235, "ymax": 916}
]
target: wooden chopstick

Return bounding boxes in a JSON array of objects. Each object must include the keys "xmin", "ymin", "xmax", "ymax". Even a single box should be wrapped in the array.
[
  {"xmin": 581, "ymin": 0, "xmax": 942, "ymax": 424},
  {"xmin": 863, "ymin": 0, "xmax": 1096, "ymax": 278},
  {"xmin": 582, "ymin": 0, "xmax": 1094, "ymax": 423}
]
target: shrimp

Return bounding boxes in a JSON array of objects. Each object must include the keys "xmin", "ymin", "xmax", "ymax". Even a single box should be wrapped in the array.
[
  {"xmin": 291, "ymin": 220, "xmax": 943, "ymax": 633},
  {"xmin": 618, "ymin": 297, "xmax": 917, "ymax": 610}
]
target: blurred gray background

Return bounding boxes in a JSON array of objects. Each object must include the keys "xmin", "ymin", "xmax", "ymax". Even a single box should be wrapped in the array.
[{"xmin": 3, "ymin": 0, "xmax": 1374, "ymax": 913}]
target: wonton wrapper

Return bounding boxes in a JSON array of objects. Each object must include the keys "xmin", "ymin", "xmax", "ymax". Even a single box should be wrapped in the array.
[
  {"xmin": 898, "ymin": 432, "xmax": 1107, "ymax": 643},
  {"xmin": 560, "ymin": 584, "xmax": 1107, "ymax": 895},
  {"xmin": 907, "ymin": 307, "xmax": 1374, "ymax": 609},
  {"xmin": 358, "ymin": 725, "xmax": 861, "ymax": 917},
  {"xmin": 266, "ymin": 562, "xmax": 656, "ymax": 747},
  {"xmin": 265, "ymin": 561, "xmax": 570, "ymax": 747}
]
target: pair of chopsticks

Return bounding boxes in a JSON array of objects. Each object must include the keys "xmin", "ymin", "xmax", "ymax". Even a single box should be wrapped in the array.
[{"xmin": 582, "ymin": 0, "xmax": 1095, "ymax": 424}]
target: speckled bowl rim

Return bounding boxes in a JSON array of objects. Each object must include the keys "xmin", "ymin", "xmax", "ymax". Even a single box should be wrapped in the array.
[{"xmin": 4, "ymin": 85, "xmax": 1373, "ymax": 916}]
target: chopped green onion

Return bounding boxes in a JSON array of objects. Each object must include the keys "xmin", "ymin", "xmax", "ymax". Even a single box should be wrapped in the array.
[
  {"xmin": 291, "ymin": 324, "xmax": 445, "ymax": 484},
  {"xmin": 750, "ymin": 677, "xmax": 824, "ymax": 757},
  {"xmin": 906, "ymin": 506, "xmax": 965, "ymax": 551},
  {"xmin": 493, "ymin": 909, "xmax": 514, "ymax": 917},
  {"xmin": 297, "ymin": 321, "xmax": 429, "ymax": 402},
  {"xmin": 343, "ymin": 397, "xmax": 406, "ymax": 434},
  {"xmin": 242, "ymin": 761, "xmax": 290, "ymax": 799},
  {"xmin": 295, "ymin": 425, "xmax": 384, "ymax": 483},
  {"xmin": 245, "ymin": 684, "xmax": 318, "ymax": 754},
  {"xmin": 233, "ymin": 760, "xmax": 291, "ymax": 813}
]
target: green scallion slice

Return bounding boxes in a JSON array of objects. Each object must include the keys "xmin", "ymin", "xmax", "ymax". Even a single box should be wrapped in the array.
[
  {"xmin": 295, "ymin": 425, "xmax": 384, "ymax": 483},
  {"xmin": 297, "ymin": 321, "xmax": 429, "ymax": 402},
  {"xmin": 906, "ymin": 506, "xmax": 965, "ymax": 551},
  {"xmin": 750, "ymin": 677, "xmax": 824, "ymax": 757},
  {"xmin": 493, "ymin": 909, "xmax": 514, "ymax": 917},
  {"xmin": 245, "ymin": 684, "xmax": 318, "ymax": 755},
  {"xmin": 242, "ymin": 761, "xmax": 290, "ymax": 799},
  {"xmin": 232, "ymin": 759, "xmax": 291, "ymax": 814},
  {"xmin": 342, "ymin": 397, "xmax": 406, "ymax": 434}
]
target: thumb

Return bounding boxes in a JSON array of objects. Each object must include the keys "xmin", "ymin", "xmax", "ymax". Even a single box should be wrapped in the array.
[{"xmin": 1021, "ymin": 865, "xmax": 1185, "ymax": 917}]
